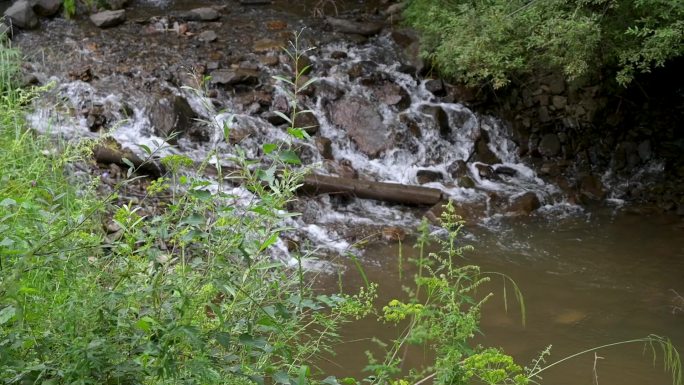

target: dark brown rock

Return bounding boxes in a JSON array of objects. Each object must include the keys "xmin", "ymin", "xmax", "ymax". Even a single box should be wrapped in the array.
[
  {"xmin": 148, "ymin": 95, "xmax": 196, "ymax": 143},
  {"xmin": 90, "ymin": 10, "xmax": 126, "ymax": 28},
  {"xmin": 315, "ymin": 136, "xmax": 334, "ymax": 160},
  {"xmin": 329, "ymin": 96, "xmax": 392, "ymax": 158},
  {"xmin": 416, "ymin": 169, "xmax": 443, "ymax": 184},
  {"xmin": 506, "ymin": 192, "xmax": 541, "ymax": 215},
  {"xmin": 293, "ymin": 111, "xmax": 319, "ymax": 135}
]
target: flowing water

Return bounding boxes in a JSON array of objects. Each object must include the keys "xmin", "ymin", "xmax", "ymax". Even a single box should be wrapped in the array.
[{"xmin": 11, "ymin": 0, "xmax": 684, "ymax": 382}]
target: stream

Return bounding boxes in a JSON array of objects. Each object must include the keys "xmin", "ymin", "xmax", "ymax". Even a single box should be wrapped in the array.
[{"xmin": 7, "ymin": 0, "xmax": 684, "ymax": 382}]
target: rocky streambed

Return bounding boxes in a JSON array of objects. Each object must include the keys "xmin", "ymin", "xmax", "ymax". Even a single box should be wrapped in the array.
[{"xmin": 4, "ymin": 0, "xmax": 683, "ymax": 257}]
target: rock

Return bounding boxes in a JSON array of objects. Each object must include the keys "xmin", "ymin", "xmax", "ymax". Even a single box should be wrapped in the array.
[
  {"xmin": 347, "ymin": 60, "xmax": 376, "ymax": 79},
  {"xmin": 314, "ymin": 79, "xmax": 344, "ymax": 101},
  {"xmin": 540, "ymin": 162, "xmax": 561, "ymax": 177},
  {"xmin": 265, "ymin": 20, "xmax": 287, "ymax": 30},
  {"xmin": 552, "ymin": 95, "xmax": 567, "ymax": 110},
  {"xmin": 262, "ymin": 111, "xmax": 288, "ymax": 126},
  {"xmin": 614, "ymin": 141, "xmax": 639, "ymax": 171},
  {"xmin": 198, "ymin": 30, "xmax": 217, "ymax": 42},
  {"xmin": 474, "ymin": 131, "xmax": 501, "ymax": 165},
  {"xmin": 637, "ymin": 140, "xmax": 652, "ymax": 162},
  {"xmin": 148, "ymin": 95, "xmax": 196, "ymax": 143},
  {"xmin": 105, "ymin": 0, "xmax": 127, "ymax": 10},
  {"xmin": 315, "ymin": 136, "xmax": 333, "ymax": 160},
  {"xmin": 336, "ymin": 159, "xmax": 358, "ymax": 179},
  {"xmin": 447, "ymin": 160, "xmax": 468, "ymax": 179},
  {"xmin": 419, "ymin": 105, "xmax": 450, "ymax": 138},
  {"xmin": 384, "ymin": 2, "xmax": 405, "ymax": 15},
  {"xmin": 209, "ymin": 69, "xmax": 259, "ymax": 86},
  {"xmin": 495, "ymin": 166, "xmax": 517, "ymax": 177},
  {"xmin": 538, "ymin": 133, "xmax": 561, "ymax": 157},
  {"xmin": 372, "ymin": 81, "xmax": 410, "ymax": 110},
  {"xmin": 325, "ymin": 17, "xmax": 383, "ymax": 36},
  {"xmin": 425, "ymin": 79, "xmax": 445, "ymax": 96},
  {"xmin": 329, "ymin": 96, "xmax": 392, "ymax": 158},
  {"xmin": 90, "ymin": 10, "xmax": 126, "ymax": 28},
  {"xmin": 186, "ymin": 7, "xmax": 219, "ymax": 21},
  {"xmin": 4, "ymin": 0, "xmax": 39, "ymax": 29},
  {"xmin": 240, "ymin": 0, "xmax": 272, "ymax": 4},
  {"xmin": 295, "ymin": 55, "xmax": 312, "ymax": 75},
  {"xmin": 538, "ymin": 106, "xmax": 551, "ymax": 122},
  {"xmin": 547, "ymin": 75, "xmax": 566, "ymax": 94},
  {"xmin": 506, "ymin": 192, "xmax": 541, "ymax": 215},
  {"xmin": 253, "ymin": 38, "xmax": 285, "ymax": 52},
  {"xmin": 416, "ymin": 169, "xmax": 443, "ymax": 184},
  {"xmin": 330, "ymin": 51, "xmax": 347, "ymax": 59},
  {"xmin": 293, "ymin": 111, "xmax": 319, "ymax": 135},
  {"xmin": 475, "ymin": 164, "xmax": 497, "ymax": 180},
  {"xmin": 32, "ymin": 0, "xmax": 61, "ymax": 16},
  {"xmin": 579, "ymin": 174, "xmax": 606, "ymax": 202},
  {"xmin": 258, "ymin": 55, "xmax": 279, "ymax": 66}
]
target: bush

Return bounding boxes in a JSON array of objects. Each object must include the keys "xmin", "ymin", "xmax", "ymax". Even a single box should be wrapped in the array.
[{"xmin": 403, "ymin": 0, "xmax": 684, "ymax": 88}]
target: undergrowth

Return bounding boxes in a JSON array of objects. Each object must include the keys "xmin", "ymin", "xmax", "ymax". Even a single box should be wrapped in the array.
[{"xmin": 0, "ymin": 33, "xmax": 681, "ymax": 385}]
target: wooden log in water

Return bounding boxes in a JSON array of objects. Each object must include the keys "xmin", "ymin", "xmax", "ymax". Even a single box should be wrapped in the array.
[
  {"xmin": 206, "ymin": 164, "xmax": 445, "ymax": 206},
  {"xmin": 92, "ymin": 139, "xmax": 165, "ymax": 178},
  {"xmin": 300, "ymin": 173, "xmax": 444, "ymax": 206}
]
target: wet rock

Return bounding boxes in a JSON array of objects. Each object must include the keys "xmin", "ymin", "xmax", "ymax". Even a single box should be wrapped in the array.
[
  {"xmin": 506, "ymin": 192, "xmax": 541, "ymax": 215},
  {"xmin": 84, "ymin": 105, "xmax": 107, "ymax": 132},
  {"xmin": 330, "ymin": 51, "xmax": 347, "ymax": 59},
  {"xmin": 381, "ymin": 226, "xmax": 406, "ymax": 242},
  {"xmin": 447, "ymin": 159, "xmax": 468, "ymax": 179},
  {"xmin": 262, "ymin": 111, "xmax": 288, "ymax": 126},
  {"xmin": 399, "ymin": 112, "xmax": 422, "ymax": 138},
  {"xmin": 265, "ymin": 20, "xmax": 287, "ymax": 31},
  {"xmin": 315, "ymin": 136, "xmax": 333, "ymax": 160},
  {"xmin": 148, "ymin": 95, "xmax": 196, "ymax": 144},
  {"xmin": 416, "ymin": 169, "xmax": 443, "ymax": 184},
  {"xmin": 253, "ymin": 38, "xmax": 285, "ymax": 52},
  {"xmin": 578, "ymin": 174, "xmax": 606, "ymax": 202},
  {"xmin": 540, "ymin": 162, "xmax": 561, "ymax": 177},
  {"xmin": 314, "ymin": 79, "xmax": 344, "ymax": 101},
  {"xmin": 198, "ymin": 30, "xmax": 217, "ymax": 42},
  {"xmin": 425, "ymin": 79, "xmax": 445, "ymax": 97},
  {"xmin": 33, "ymin": 0, "xmax": 61, "ymax": 16},
  {"xmin": 614, "ymin": 141, "xmax": 639, "ymax": 171},
  {"xmin": 384, "ymin": 2, "xmax": 406, "ymax": 16},
  {"xmin": 495, "ymin": 166, "xmax": 517, "ymax": 177},
  {"xmin": 372, "ymin": 81, "xmax": 410, "ymax": 110},
  {"xmin": 347, "ymin": 60, "xmax": 376, "ymax": 79},
  {"xmin": 325, "ymin": 17, "xmax": 383, "ymax": 36},
  {"xmin": 538, "ymin": 106, "xmax": 551, "ymax": 122},
  {"xmin": 336, "ymin": 159, "xmax": 358, "ymax": 179},
  {"xmin": 329, "ymin": 96, "xmax": 392, "ymax": 158},
  {"xmin": 240, "ymin": 0, "xmax": 272, "ymax": 4},
  {"xmin": 209, "ymin": 68, "xmax": 259, "ymax": 86},
  {"xmin": 4, "ymin": 0, "xmax": 39, "ymax": 29},
  {"xmin": 419, "ymin": 105, "xmax": 450, "ymax": 138},
  {"xmin": 90, "ymin": 10, "xmax": 126, "ymax": 28},
  {"xmin": 475, "ymin": 164, "xmax": 497, "ymax": 180},
  {"xmin": 538, "ymin": 133, "xmax": 561, "ymax": 157},
  {"xmin": 293, "ymin": 111, "xmax": 319, "ymax": 135},
  {"xmin": 474, "ymin": 131, "xmax": 501, "ymax": 165}
]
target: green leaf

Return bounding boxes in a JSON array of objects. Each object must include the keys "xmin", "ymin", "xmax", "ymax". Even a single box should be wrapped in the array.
[
  {"xmin": 322, "ymin": 377, "xmax": 341, "ymax": 385},
  {"xmin": 279, "ymin": 150, "xmax": 301, "ymax": 165},
  {"xmin": 121, "ymin": 157, "xmax": 135, "ymax": 169},
  {"xmin": 258, "ymin": 232, "xmax": 279, "ymax": 252},
  {"xmin": 0, "ymin": 306, "xmax": 16, "ymax": 325},
  {"xmin": 138, "ymin": 144, "xmax": 152, "ymax": 154},
  {"xmin": 274, "ymin": 371, "xmax": 291, "ymax": 385},
  {"xmin": 263, "ymin": 143, "xmax": 278, "ymax": 154},
  {"xmin": 135, "ymin": 316, "xmax": 156, "ymax": 332},
  {"xmin": 273, "ymin": 111, "xmax": 293, "ymax": 124},
  {"xmin": 287, "ymin": 127, "xmax": 310, "ymax": 140},
  {"xmin": 272, "ymin": 75, "xmax": 295, "ymax": 86}
]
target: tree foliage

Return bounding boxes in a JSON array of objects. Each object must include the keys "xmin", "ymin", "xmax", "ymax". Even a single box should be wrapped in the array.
[{"xmin": 404, "ymin": 0, "xmax": 684, "ymax": 88}]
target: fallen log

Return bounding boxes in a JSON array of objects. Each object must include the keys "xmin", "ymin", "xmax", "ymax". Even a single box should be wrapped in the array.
[
  {"xmin": 204, "ymin": 164, "xmax": 445, "ymax": 206},
  {"xmin": 92, "ymin": 138, "xmax": 165, "ymax": 178},
  {"xmin": 300, "ymin": 173, "xmax": 444, "ymax": 206}
]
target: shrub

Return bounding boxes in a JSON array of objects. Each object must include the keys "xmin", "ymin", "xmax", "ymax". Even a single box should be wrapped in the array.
[{"xmin": 403, "ymin": 0, "xmax": 684, "ymax": 88}]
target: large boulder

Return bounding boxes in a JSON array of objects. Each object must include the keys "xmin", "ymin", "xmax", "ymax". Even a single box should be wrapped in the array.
[
  {"xmin": 506, "ymin": 192, "xmax": 541, "ymax": 215},
  {"xmin": 329, "ymin": 96, "xmax": 392, "ymax": 158},
  {"xmin": 4, "ymin": 0, "xmax": 39, "ymax": 29},
  {"xmin": 90, "ymin": 10, "xmax": 126, "ymax": 28}
]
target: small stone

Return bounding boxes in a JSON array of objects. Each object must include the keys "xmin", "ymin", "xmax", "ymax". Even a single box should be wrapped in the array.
[
  {"xmin": 258, "ymin": 55, "xmax": 279, "ymax": 66},
  {"xmin": 416, "ymin": 169, "xmax": 443, "ymax": 184},
  {"xmin": 187, "ymin": 7, "xmax": 219, "ymax": 21},
  {"xmin": 494, "ymin": 166, "xmax": 517, "ymax": 177},
  {"xmin": 90, "ymin": 10, "xmax": 126, "ymax": 28},
  {"xmin": 315, "ymin": 136, "xmax": 334, "ymax": 160},
  {"xmin": 265, "ymin": 20, "xmax": 287, "ymax": 30},
  {"xmin": 198, "ymin": 30, "xmax": 217, "ymax": 42},
  {"xmin": 330, "ymin": 51, "xmax": 347, "ymax": 59}
]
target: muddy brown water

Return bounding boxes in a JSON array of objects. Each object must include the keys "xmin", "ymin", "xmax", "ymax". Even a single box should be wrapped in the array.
[{"xmin": 314, "ymin": 209, "xmax": 684, "ymax": 384}]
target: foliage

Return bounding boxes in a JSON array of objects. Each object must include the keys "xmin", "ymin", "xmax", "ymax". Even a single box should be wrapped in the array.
[
  {"xmin": 1, "ymin": 35, "xmax": 682, "ymax": 385},
  {"xmin": 403, "ymin": 0, "xmax": 684, "ymax": 88}
]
